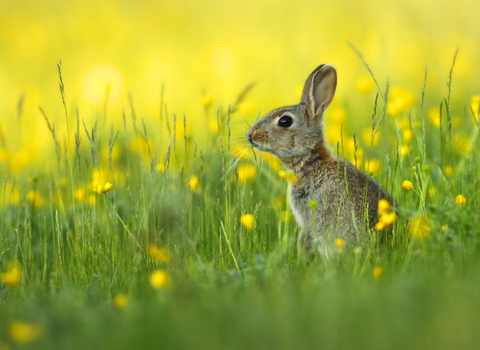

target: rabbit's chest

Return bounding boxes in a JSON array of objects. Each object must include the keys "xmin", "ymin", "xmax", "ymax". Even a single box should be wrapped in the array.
[{"xmin": 290, "ymin": 183, "xmax": 313, "ymax": 229}]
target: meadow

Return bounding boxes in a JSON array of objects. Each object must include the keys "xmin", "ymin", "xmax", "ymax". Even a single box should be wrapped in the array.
[{"xmin": 1, "ymin": 0, "xmax": 480, "ymax": 349}]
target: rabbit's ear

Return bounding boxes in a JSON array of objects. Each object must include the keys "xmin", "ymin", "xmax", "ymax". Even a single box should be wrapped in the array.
[{"xmin": 301, "ymin": 64, "xmax": 337, "ymax": 118}]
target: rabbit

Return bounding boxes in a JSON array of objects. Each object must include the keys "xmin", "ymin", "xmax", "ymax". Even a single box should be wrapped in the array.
[{"xmin": 247, "ymin": 64, "xmax": 394, "ymax": 256}]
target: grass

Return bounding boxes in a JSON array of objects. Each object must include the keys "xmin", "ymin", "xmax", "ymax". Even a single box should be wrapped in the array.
[{"xmin": 1, "ymin": 61, "xmax": 480, "ymax": 349}]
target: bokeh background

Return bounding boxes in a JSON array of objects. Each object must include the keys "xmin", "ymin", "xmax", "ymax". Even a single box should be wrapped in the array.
[{"xmin": 0, "ymin": 0, "xmax": 479, "ymax": 171}]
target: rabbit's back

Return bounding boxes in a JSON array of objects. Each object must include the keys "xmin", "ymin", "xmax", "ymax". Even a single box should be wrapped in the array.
[{"xmin": 291, "ymin": 158, "xmax": 391, "ymax": 244}]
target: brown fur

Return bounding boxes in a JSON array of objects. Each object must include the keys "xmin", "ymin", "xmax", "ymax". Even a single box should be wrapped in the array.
[{"xmin": 247, "ymin": 64, "xmax": 394, "ymax": 256}]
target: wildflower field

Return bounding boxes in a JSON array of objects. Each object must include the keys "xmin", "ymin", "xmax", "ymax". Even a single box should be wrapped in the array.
[{"xmin": 1, "ymin": 0, "xmax": 480, "ymax": 349}]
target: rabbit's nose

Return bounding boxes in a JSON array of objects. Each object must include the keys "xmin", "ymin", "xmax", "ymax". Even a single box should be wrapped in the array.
[{"xmin": 247, "ymin": 130, "xmax": 254, "ymax": 144}]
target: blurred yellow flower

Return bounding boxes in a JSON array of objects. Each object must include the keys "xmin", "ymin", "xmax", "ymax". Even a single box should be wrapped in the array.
[
  {"xmin": 409, "ymin": 216, "xmax": 432, "ymax": 240},
  {"xmin": 201, "ymin": 93, "xmax": 215, "ymax": 108},
  {"xmin": 28, "ymin": 190, "xmax": 42, "ymax": 209},
  {"xmin": 150, "ymin": 270, "xmax": 171, "ymax": 289},
  {"xmin": 373, "ymin": 266, "xmax": 384, "ymax": 280},
  {"xmin": 402, "ymin": 180, "xmax": 413, "ymax": 191},
  {"xmin": 2, "ymin": 266, "xmax": 21, "ymax": 288},
  {"xmin": 114, "ymin": 294, "xmax": 129, "ymax": 309},
  {"xmin": 454, "ymin": 136, "xmax": 471, "ymax": 155},
  {"xmin": 148, "ymin": 245, "xmax": 170, "ymax": 262},
  {"xmin": 471, "ymin": 95, "xmax": 480, "ymax": 120},
  {"xmin": 362, "ymin": 129, "xmax": 379, "ymax": 147},
  {"xmin": 209, "ymin": 119, "xmax": 220, "ymax": 134},
  {"xmin": 130, "ymin": 137, "xmax": 154, "ymax": 156},
  {"xmin": 444, "ymin": 166, "xmax": 453, "ymax": 177},
  {"xmin": 237, "ymin": 165, "xmax": 257, "ymax": 184},
  {"xmin": 428, "ymin": 187, "xmax": 436, "ymax": 198},
  {"xmin": 375, "ymin": 221, "xmax": 386, "ymax": 231},
  {"xmin": 335, "ymin": 238, "xmax": 344, "ymax": 248},
  {"xmin": 402, "ymin": 128, "xmax": 413, "ymax": 143},
  {"xmin": 279, "ymin": 170, "xmax": 297, "ymax": 184},
  {"xmin": 240, "ymin": 213, "xmax": 255, "ymax": 230},
  {"xmin": 428, "ymin": 108, "xmax": 441, "ymax": 127},
  {"xmin": 261, "ymin": 152, "xmax": 282, "ymax": 170},
  {"xmin": 10, "ymin": 321, "xmax": 42, "ymax": 344},
  {"xmin": 232, "ymin": 145, "xmax": 252, "ymax": 160},
  {"xmin": 93, "ymin": 182, "xmax": 113, "ymax": 194},
  {"xmin": 188, "ymin": 175, "xmax": 201, "ymax": 192},
  {"xmin": 379, "ymin": 212, "xmax": 397, "ymax": 227},
  {"xmin": 356, "ymin": 76, "xmax": 374, "ymax": 94},
  {"xmin": 73, "ymin": 189, "xmax": 85, "ymax": 202},
  {"xmin": 388, "ymin": 88, "xmax": 415, "ymax": 117},
  {"xmin": 238, "ymin": 99, "xmax": 256, "ymax": 115},
  {"xmin": 455, "ymin": 194, "xmax": 466, "ymax": 206},
  {"xmin": 400, "ymin": 145, "xmax": 410, "ymax": 157},
  {"xmin": 378, "ymin": 199, "xmax": 392, "ymax": 214},
  {"xmin": 366, "ymin": 159, "xmax": 380, "ymax": 176},
  {"xmin": 329, "ymin": 107, "xmax": 346, "ymax": 124},
  {"xmin": 325, "ymin": 124, "xmax": 343, "ymax": 146},
  {"xmin": 442, "ymin": 224, "xmax": 448, "ymax": 231}
]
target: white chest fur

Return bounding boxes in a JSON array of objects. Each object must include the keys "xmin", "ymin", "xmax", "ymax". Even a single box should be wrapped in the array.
[{"xmin": 288, "ymin": 187, "xmax": 305, "ymax": 229}]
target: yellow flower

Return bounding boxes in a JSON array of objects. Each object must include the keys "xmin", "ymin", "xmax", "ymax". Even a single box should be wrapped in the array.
[
  {"xmin": 402, "ymin": 128, "xmax": 414, "ymax": 144},
  {"xmin": 261, "ymin": 152, "xmax": 282, "ymax": 171},
  {"xmin": 409, "ymin": 216, "xmax": 433, "ymax": 240},
  {"xmin": 238, "ymin": 99, "xmax": 256, "ymax": 115},
  {"xmin": 9, "ymin": 321, "xmax": 42, "ymax": 344},
  {"xmin": 454, "ymin": 136, "xmax": 471, "ymax": 155},
  {"xmin": 114, "ymin": 294, "xmax": 129, "ymax": 309},
  {"xmin": 150, "ymin": 270, "xmax": 171, "ymax": 289},
  {"xmin": 188, "ymin": 176, "xmax": 201, "ymax": 192},
  {"xmin": 378, "ymin": 199, "xmax": 392, "ymax": 214},
  {"xmin": 148, "ymin": 245, "xmax": 170, "ymax": 262},
  {"xmin": 201, "ymin": 93, "xmax": 215, "ymax": 108},
  {"xmin": 373, "ymin": 266, "xmax": 384, "ymax": 280},
  {"xmin": 366, "ymin": 159, "xmax": 380, "ymax": 176},
  {"xmin": 279, "ymin": 170, "xmax": 297, "ymax": 184},
  {"xmin": 237, "ymin": 165, "xmax": 257, "ymax": 184},
  {"xmin": 329, "ymin": 108, "xmax": 347, "ymax": 124},
  {"xmin": 335, "ymin": 238, "xmax": 344, "ymax": 248},
  {"xmin": 362, "ymin": 129, "xmax": 379, "ymax": 147},
  {"xmin": 209, "ymin": 119, "xmax": 220, "ymax": 134},
  {"xmin": 428, "ymin": 108, "xmax": 441, "ymax": 127},
  {"xmin": 471, "ymin": 95, "xmax": 480, "ymax": 120},
  {"xmin": 240, "ymin": 214, "xmax": 255, "ymax": 230},
  {"xmin": 73, "ymin": 189, "xmax": 85, "ymax": 202},
  {"xmin": 402, "ymin": 180, "xmax": 413, "ymax": 191},
  {"xmin": 2, "ymin": 266, "xmax": 21, "ymax": 288},
  {"xmin": 442, "ymin": 224, "xmax": 448, "ymax": 231},
  {"xmin": 93, "ymin": 182, "xmax": 113, "ymax": 194},
  {"xmin": 375, "ymin": 221, "xmax": 386, "ymax": 231},
  {"xmin": 28, "ymin": 190, "xmax": 42, "ymax": 209},
  {"xmin": 400, "ymin": 145, "xmax": 410, "ymax": 157},
  {"xmin": 387, "ymin": 88, "xmax": 415, "ymax": 117},
  {"xmin": 379, "ymin": 212, "xmax": 397, "ymax": 227},
  {"xmin": 428, "ymin": 187, "xmax": 436, "ymax": 198},
  {"xmin": 232, "ymin": 145, "xmax": 253, "ymax": 160},
  {"xmin": 444, "ymin": 166, "xmax": 453, "ymax": 177},
  {"xmin": 356, "ymin": 76, "xmax": 374, "ymax": 94},
  {"xmin": 455, "ymin": 194, "xmax": 466, "ymax": 206}
]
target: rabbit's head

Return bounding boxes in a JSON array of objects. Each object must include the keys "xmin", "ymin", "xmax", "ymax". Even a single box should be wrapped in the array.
[{"xmin": 247, "ymin": 64, "xmax": 337, "ymax": 161}]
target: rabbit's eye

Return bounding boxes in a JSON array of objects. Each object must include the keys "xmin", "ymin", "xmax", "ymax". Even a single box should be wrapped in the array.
[{"xmin": 278, "ymin": 115, "xmax": 293, "ymax": 128}]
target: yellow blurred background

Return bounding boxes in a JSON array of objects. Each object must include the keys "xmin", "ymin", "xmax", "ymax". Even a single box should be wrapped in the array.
[{"xmin": 0, "ymin": 0, "xmax": 479, "ymax": 172}]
